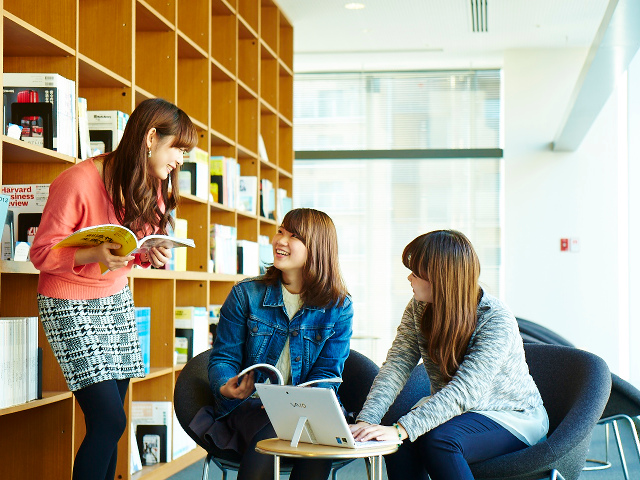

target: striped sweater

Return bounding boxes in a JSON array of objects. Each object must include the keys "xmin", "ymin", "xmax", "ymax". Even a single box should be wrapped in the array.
[{"xmin": 357, "ymin": 291, "xmax": 544, "ymax": 442}]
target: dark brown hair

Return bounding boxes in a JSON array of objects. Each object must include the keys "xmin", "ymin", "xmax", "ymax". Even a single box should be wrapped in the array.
[
  {"xmin": 263, "ymin": 208, "xmax": 349, "ymax": 308},
  {"xmin": 103, "ymin": 98, "xmax": 197, "ymax": 236},
  {"xmin": 403, "ymin": 230, "xmax": 482, "ymax": 382}
]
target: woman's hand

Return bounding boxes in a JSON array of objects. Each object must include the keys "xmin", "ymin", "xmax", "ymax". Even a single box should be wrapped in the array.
[
  {"xmin": 219, "ymin": 371, "xmax": 255, "ymax": 400},
  {"xmin": 349, "ymin": 421, "xmax": 408, "ymax": 442},
  {"xmin": 143, "ymin": 246, "xmax": 171, "ymax": 268},
  {"xmin": 75, "ymin": 242, "xmax": 135, "ymax": 271}
]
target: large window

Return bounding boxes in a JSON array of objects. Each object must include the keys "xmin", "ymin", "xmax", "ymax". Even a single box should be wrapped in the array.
[{"xmin": 293, "ymin": 71, "xmax": 502, "ymax": 364}]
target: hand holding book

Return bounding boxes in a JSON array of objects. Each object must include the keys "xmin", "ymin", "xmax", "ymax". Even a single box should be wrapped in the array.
[{"xmin": 53, "ymin": 223, "xmax": 195, "ymax": 273}]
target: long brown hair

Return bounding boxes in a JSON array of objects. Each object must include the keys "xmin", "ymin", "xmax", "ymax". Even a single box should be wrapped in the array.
[
  {"xmin": 402, "ymin": 230, "xmax": 481, "ymax": 382},
  {"xmin": 263, "ymin": 208, "xmax": 349, "ymax": 308},
  {"xmin": 103, "ymin": 98, "xmax": 197, "ymax": 236}
]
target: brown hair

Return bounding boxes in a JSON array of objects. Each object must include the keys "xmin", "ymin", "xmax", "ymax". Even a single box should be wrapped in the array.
[
  {"xmin": 402, "ymin": 230, "xmax": 482, "ymax": 382},
  {"xmin": 103, "ymin": 98, "xmax": 197, "ymax": 236},
  {"xmin": 263, "ymin": 208, "xmax": 349, "ymax": 308}
]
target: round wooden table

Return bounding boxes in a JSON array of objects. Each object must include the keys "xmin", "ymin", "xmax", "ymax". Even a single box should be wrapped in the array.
[{"xmin": 255, "ymin": 438, "xmax": 399, "ymax": 479}]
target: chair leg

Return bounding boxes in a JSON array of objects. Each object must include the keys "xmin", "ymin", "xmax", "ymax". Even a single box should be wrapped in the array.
[
  {"xmin": 612, "ymin": 420, "xmax": 630, "ymax": 480},
  {"xmin": 202, "ymin": 453, "xmax": 211, "ymax": 480},
  {"xmin": 364, "ymin": 457, "xmax": 371, "ymax": 480},
  {"xmin": 331, "ymin": 460, "xmax": 351, "ymax": 480},
  {"xmin": 210, "ymin": 456, "xmax": 231, "ymax": 480},
  {"xmin": 584, "ymin": 422, "xmax": 612, "ymax": 471}
]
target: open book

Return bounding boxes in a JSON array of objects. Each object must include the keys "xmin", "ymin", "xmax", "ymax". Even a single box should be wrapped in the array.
[
  {"xmin": 237, "ymin": 363, "xmax": 342, "ymax": 388},
  {"xmin": 53, "ymin": 223, "xmax": 195, "ymax": 273}
]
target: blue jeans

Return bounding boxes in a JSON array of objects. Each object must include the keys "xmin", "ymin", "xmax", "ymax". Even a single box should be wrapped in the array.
[{"xmin": 384, "ymin": 412, "xmax": 528, "ymax": 480}]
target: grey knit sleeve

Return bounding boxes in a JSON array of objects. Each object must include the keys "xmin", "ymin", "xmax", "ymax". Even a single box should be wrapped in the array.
[{"xmin": 356, "ymin": 299, "xmax": 423, "ymax": 425}]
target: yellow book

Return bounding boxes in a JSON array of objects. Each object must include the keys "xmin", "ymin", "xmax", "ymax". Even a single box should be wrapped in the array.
[{"xmin": 53, "ymin": 223, "xmax": 195, "ymax": 273}]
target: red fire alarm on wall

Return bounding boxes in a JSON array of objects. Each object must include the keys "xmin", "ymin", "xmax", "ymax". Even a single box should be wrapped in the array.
[{"xmin": 560, "ymin": 238, "xmax": 569, "ymax": 251}]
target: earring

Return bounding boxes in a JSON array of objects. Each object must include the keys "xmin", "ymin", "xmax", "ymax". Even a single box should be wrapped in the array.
[{"xmin": 148, "ymin": 149, "xmax": 152, "ymax": 158}]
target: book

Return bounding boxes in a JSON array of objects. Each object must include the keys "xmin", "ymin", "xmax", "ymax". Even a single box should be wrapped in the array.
[
  {"xmin": 135, "ymin": 307, "xmax": 151, "ymax": 375},
  {"xmin": 276, "ymin": 188, "xmax": 293, "ymax": 224},
  {"xmin": 1, "ymin": 210, "xmax": 14, "ymax": 261},
  {"xmin": 0, "ymin": 316, "xmax": 39, "ymax": 408},
  {"xmin": 174, "ymin": 306, "xmax": 208, "ymax": 364},
  {"xmin": 237, "ymin": 363, "xmax": 342, "ymax": 388},
  {"xmin": 172, "ymin": 409, "xmax": 196, "ymax": 460},
  {"xmin": 3, "ymin": 73, "xmax": 77, "ymax": 157},
  {"xmin": 208, "ymin": 304, "xmax": 222, "ymax": 347},
  {"xmin": 87, "ymin": 110, "xmax": 129, "ymax": 154},
  {"xmin": 0, "ymin": 194, "xmax": 9, "ymax": 259},
  {"xmin": 1, "ymin": 184, "xmax": 50, "ymax": 259},
  {"xmin": 210, "ymin": 224, "xmax": 237, "ymax": 274},
  {"xmin": 258, "ymin": 234, "xmax": 273, "ymax": 274},
  {"xmin": 258, "ymin": 134, "xmax": 269, "ymax": 162},
  {"xmin": 238, "ymin": 176, "xmax": 258, "ymax": 214},
  {"xmin": 77, "ymin": 97, "xmax": 92, "ymax": 160},
  {"xmin": 181, "ymin": 147, "xmax": 209, "ymax": 201},
  {"xmin": 260, "ymin": 178, "xmax": 275, "ymax": 220},
  {"xmin": 0, "ymin": 194, "xmax": 9, "ymax": 229},
  {"xmin": 130, "ymin": 428, "xmax": 143, "ymax": 474},
  {"xmin": 52, "ymin": 223, "xmax": 195, "ymax": 274},
  {"xmin": 131, "ymin": 401, "xmax": 172, "ymax": 465},
  {"xmin": 237, "ymin": 239, "xmax": 260, "ymax": 276},
  {"xmin": 171, "ymin": 218, "xmax": 188, "ymax": 271}
]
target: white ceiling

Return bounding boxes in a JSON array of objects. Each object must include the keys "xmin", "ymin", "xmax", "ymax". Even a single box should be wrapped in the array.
[{"xmin": 276, "ymin": 0, "xmax": 613, "ymax": 71}]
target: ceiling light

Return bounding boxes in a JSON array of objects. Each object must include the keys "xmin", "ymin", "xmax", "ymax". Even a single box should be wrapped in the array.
[{"xmin": 345, "ymin": 3, "xmax": 365, "ymax": 10}]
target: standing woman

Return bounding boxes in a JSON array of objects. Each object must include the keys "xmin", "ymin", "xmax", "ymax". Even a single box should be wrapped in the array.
[
  {"xmin": 30, "ymin": 98, "xmax": 198, "ymax": 480},
  {"xmin": 201, "ymin": 208, "xmax": 353, "ymax": 480},
  {"xmin": 351, "ymin": 230, "xmax": 548, "ymax": 480}
]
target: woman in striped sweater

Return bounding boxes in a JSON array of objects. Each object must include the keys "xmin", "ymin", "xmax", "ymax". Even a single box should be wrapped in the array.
[{"xmin": 351, "ymin": 230, "xmax": 548, "ymax": 480}]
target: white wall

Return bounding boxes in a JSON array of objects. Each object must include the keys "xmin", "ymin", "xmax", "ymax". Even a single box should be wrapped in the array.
[{"xmin": 503, "ymin": 48, "xmax": 630, "ymax": 380}]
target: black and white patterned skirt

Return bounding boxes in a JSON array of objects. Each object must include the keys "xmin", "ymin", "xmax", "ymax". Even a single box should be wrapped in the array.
[{"xmin": 38, "ymin": 286, "xmax": 145, "ymax": 392}]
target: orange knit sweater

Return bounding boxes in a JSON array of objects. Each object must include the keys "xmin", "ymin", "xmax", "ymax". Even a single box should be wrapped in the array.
[{"xmin": 30, "ymin": 159, "xmax": 153, "ymax": 300}]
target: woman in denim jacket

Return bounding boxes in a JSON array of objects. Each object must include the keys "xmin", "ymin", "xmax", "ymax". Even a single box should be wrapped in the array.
[{"xmin": 204, "ymin": 208, "xmax": 353, "ymax": 480}]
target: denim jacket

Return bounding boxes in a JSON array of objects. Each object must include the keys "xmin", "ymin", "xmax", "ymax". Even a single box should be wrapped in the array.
[{"xmin": 208, "ymin": 277, "xmax": 353, "ymax": 418}]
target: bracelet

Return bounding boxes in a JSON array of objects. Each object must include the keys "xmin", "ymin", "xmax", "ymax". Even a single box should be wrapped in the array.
[{"xmin": 393, "ymin": 422, "xmax": 402, "ymax": 440}]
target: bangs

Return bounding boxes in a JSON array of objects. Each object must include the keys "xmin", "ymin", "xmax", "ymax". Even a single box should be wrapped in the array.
[
  {"xmin": 281, "ymin": 209, "xmax": 307, "ymax": 244},
  {"xmin": 169, "ymin": 111, "xmax": 198, "ymax": 151},
  {"xmin": 402, "ymin": 235, "xmax": 430, "ymax": 279}
]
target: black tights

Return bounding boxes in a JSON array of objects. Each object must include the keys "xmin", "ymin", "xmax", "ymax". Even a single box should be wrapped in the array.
[
  {"xmin": 73, "ymin": 379, "xmax": 129, "ymax": 480},
  {"xmin": 237, "ymin": 422, "xmax": 333, "ymax": 480}
]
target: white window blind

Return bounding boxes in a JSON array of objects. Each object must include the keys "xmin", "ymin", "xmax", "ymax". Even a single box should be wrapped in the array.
[{"xmin": 293, "ymin": 71, "xmax": 502, "ymax": 365}]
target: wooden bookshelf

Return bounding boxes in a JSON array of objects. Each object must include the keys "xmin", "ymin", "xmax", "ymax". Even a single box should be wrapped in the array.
[{"xmin": 0, "ymin": 0, "xmax": 294, "ymax": 478}]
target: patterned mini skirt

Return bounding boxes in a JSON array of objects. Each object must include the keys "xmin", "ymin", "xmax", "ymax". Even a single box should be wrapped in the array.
[{"xmin": 37, "ymin": 285, "xmax": 145, "ymax": 392}]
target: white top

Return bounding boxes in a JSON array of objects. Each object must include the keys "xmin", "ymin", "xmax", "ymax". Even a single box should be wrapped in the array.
[
  {"xmin": 274, "ymin": 285, "xmax": 303, "ymax": 386},
  {"xmin": 474, "ymin": 405, "xmax": 549, "ymax": 446}
]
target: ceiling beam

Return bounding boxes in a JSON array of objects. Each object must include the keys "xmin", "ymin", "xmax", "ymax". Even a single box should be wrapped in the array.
[{"xmin": 553, "ymin": 0, "xmax": 640, "ymax": 151}]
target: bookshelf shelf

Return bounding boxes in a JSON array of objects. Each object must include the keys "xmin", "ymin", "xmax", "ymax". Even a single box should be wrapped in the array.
[
  {"xmin": 78, "ymin": 53, "xmax": 133, "ymax": 88},
  {"xmin": 0, "ymin": 1, "xmax": 293, "ymax": 478},
  {"xmin": 0, "ymin": 391, "xmax": 72, "ymax": 417},
  {"xmin": 177, "ymin": 31, "xmax": 209, "ymax": 60},
  {"xmin": 136, "ymin": 0, "xmax": 175, "ymax": 32},
  {"xmin": 2, "ymin": 136, "xmax": 77, "ymax": 164},
  {"xmin": 3, "ymin": 11, "xmax": 75, "ymax": 57},
  {"xmin": 0, "ymin": 260, "xmax": 39, "ymax": 274}
]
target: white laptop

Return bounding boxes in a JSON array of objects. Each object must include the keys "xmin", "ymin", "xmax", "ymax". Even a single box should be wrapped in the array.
[{"xmin": 255, "ymin": 383, "xmax": 402, "ymax": 449}]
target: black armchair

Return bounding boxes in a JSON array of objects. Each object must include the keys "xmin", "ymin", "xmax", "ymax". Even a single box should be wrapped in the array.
[
  {"xmin": 372, "ymin": 344, "xmax": 611, "ymax": 480},
  {"xmin": 470, "ymin": 344, "xmax": 611, "ymax": 480},
  {"xmin": 173, "ymin": 348, "xmax": 380, "ymax": 480}
]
